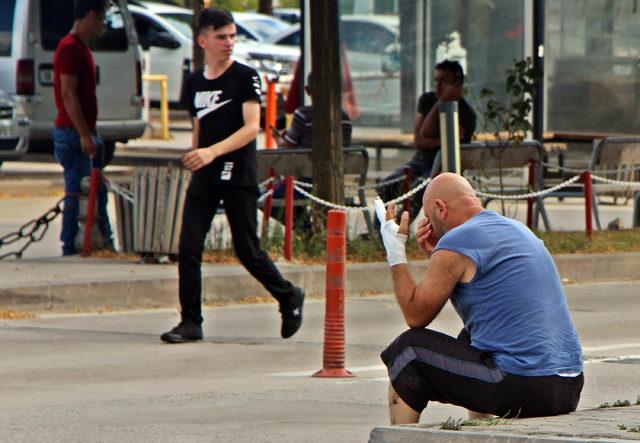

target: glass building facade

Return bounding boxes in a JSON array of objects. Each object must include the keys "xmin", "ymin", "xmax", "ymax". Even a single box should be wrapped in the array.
[{"xmin": 333, "ymin": 0, "xmax": 640, "ymax": 135}]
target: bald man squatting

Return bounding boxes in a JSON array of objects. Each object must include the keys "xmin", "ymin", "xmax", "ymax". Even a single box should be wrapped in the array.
[{"xmin": 375, "ymin": 173, "xmax": 584, "ymax": 424}]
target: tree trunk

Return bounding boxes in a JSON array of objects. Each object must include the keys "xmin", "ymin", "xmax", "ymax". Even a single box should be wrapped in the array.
[
  {"xmin": 191, "ymin": 0, "xmax": 204, "ymax": 71},
  {"xmin": 310, "ymin": 0, "xmax": 344, "ymax": 232},
  {"xmin": 258, "ymin": 0, "xmax": 273, "ymax": 15}
]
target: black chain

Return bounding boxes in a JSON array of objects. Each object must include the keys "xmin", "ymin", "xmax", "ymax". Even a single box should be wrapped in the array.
[{"xmin": 0, "ymin": 197, "xmax": 65, "ymax": 260}]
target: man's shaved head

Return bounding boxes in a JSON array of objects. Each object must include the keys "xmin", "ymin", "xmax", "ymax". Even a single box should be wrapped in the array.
[{"xmin": 422, "ymin": 173, "xmax": 483, "ymax": 237}]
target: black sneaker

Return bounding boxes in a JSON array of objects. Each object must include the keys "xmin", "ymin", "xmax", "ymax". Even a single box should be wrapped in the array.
[
  {"xmin": 160, "ymin": 321, "xmax": 203, "ymax": 343},
  {"xmin": 280, "ymin": 286, "xmax": 305, "ymax": 339}
]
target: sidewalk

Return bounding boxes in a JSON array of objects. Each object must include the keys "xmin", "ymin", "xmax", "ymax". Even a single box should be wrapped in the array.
[
  {"xmin": 1, "ymin": 252, "xmax": 639, "ymax": 313},
  {"xmin": 370, "ymin": 406, "xmax": 640, "ymax": 442}
]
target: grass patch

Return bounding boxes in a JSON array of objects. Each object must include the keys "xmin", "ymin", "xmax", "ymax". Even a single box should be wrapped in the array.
[
  {"xmin": 536, "ymin": 229, "xmax": 640, "ymax": 255},
  {"xmin": 440, "ymin": 417, "xmax": 464, "ymax": 431},
  {"xmin": 0, "ymin": 310, "xmax": 36, "ymax": 320},
  {"xmin": 599, "ymin": 399, "xmax": 631, "ymax": 408}
]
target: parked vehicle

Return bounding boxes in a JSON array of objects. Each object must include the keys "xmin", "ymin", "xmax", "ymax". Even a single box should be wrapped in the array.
[
  {"xmin": 268, "ymin": 14, "xmax": 400, "ymax": 77},
  {"xmin": 0, "ymin": 89, "xmax": 29, "ymax": 167},
  {"xmin": 128, "ymin": 2, "xmax": 293, "ymax": 106},
  {"xmin": 0, "ymin": 0, "xmax": 145, "ymax": 164}
]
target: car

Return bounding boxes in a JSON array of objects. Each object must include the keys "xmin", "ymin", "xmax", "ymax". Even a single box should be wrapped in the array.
[
  {"xmin": 0, "ymin": 89, "xmax": 29, "ymax": 167},
  {"xmin": 271, "ymin": 8, "xmax": 301, "ymax": 25},
  {"xmin": 128, "ymin": 2, "xmax": 294, "ymax": 105},
  {"xmin": 0, "ymin": 0, "xmax": 145, "ymax": 165},
  {"xmin": 267, "ymin": 14, "xmax": 400, "ymax": 76}
]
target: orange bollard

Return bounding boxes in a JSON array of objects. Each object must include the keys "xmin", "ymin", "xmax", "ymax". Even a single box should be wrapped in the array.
[
  {"xmin": 264, "ymin": 77, "xmax": 277, "ymax": 149},
  {"xmin": 313, "ymin": 210, "xmax": 354, "ymax": 378},
  {"xmin": 82, "ymin": 167, "xmax": 101, "ymax": 257},
  {"xmin": 583, "ymin": 171, "xmax": 594, "ymax": 240},
  {"xmin": 526, "ymin": 159, "xmax": 535, "ymax": 228},
  {"xmin": 283, "ymin": 175, "xmax": 294, "ymax": 261}
]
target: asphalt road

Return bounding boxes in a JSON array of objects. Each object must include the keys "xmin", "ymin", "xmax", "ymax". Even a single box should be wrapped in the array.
[{"xmin": 1, "ymin": 281, "xmax": 639, "ymax": 442}]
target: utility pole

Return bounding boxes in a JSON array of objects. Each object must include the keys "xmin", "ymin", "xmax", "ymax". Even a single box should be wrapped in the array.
[{"xmin": 310, "ymin": 0, "xmax": 344, "ymax": 225}]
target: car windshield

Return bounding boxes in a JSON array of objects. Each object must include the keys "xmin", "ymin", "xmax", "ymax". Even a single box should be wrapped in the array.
[
  {"xmin": 242, "ymin": 18, "xmax": 289, "ymax": 40},
  {"xmin": 158, "ymin": 13, "xmax": 193, "ymax": 40}
]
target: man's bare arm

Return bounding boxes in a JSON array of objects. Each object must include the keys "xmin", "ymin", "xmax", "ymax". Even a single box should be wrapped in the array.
[
  {"xmin": 414, "ymin": 112, "xmax": 441, "ymax": 151},
  {"xmin": 183, "ymin": 100, "xmax": 260, "ymax": 171},
  {"xmin": 391, "ymin": 249, "xmax": 473, "ymax": 328},
  {"xmin": 60, "ymin": 74, "xmax": 96, "ymax": 156},
  {"xmin": 191, "ymin": 117, "xmax": 200, "ymax": 149}
]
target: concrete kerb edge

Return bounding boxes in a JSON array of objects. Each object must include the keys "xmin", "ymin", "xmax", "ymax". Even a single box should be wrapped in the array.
[
  {"xmin": 2, "ymin": 252, "xmax": 640, "ymax": 312},
  {"xmin": 368, "ymin": 425, "xmax": 632, "ymax": 443}
]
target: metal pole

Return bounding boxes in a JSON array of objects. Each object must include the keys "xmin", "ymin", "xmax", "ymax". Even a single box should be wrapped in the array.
[
  {"xmin": 82, "ymin": 167, "xmax": 101, "ymax": 257},
  {"xmin": 583, "ymin": 171, "xmax": 594, "ymax": 240},
  {"xmin": 284, "ymin": 175, "xmax": 294, "ymax": 261},
  {"xmin": 439, "ymin": 101, "xmax": 461, "ymax": 174},
  {"xmin": 526, "ymin": 159, "xmax": 535, "ymax": 228},
  {"xmin": 532, "ymin": 0, "xmax": 545, "ymax": 142}
]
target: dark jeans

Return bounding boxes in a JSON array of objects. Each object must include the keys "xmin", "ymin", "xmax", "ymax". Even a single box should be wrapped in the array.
[
  {"xmin": 53, "ymin": 127, "xmax": 112, "ymax": 256},
  {"xmin": 270, "ymin": 177, "xmax": 311, "ymax": 232},
  {"xmin": 378, "ymin": 152, "xmax": 436, "ymax": 220},
  {"xmin": 178, "ymin": 172, "xmax": 295, "ymax": 325},
  {"xmin": 381, "ymin": 328, "xmax": 584, "ymax": 417}
]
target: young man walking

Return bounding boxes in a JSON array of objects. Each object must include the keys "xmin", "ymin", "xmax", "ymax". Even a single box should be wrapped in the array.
[
  {"xmin": 53, "ymin": 0, "xmax": 113, "ymax": 256},
  {"xmin": 161, "ymin": 8, "xmax": 304, "ymax": 343}
]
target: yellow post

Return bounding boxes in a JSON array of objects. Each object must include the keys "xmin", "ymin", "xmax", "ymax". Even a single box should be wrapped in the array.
[{"xmin": 142, "ymin": 74, "xmax": 170, "ymax": 140}]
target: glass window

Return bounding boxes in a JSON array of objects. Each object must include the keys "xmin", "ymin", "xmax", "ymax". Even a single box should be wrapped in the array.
[
  {"xmin": 158, "ymin": 13, "xmax": 193, "ymax": 40},
  {"xmin": 40, "ymin": 0, "xmax": 128, "ymax": 51},
  {"xmin": 243, "ymin": 18, "xmax": 289, "ymax": 41},
  {"xmin": 132, "ymin": 13, "xmax": 166, "ymax": 49},
  {"xmin": 276, "ymin": 30, "xmax": 300, "ymax": 47},
  {"xmin": 0, "ymin": 0, "xmax": 16, "ymax": 56},
  {"xmin": 546, "ymin": 0, "xmax": 640, "ymax": 133}
]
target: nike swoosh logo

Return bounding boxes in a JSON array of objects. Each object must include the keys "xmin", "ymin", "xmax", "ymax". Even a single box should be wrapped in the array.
[{"xmin": 196, "ymin": 99, "xmax": 232, "ymax": 119}]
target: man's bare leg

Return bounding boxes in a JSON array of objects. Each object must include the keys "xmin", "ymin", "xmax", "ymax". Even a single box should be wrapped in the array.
[{"xmin": 389, "ymin": 384, "xmax": 420, "ymax": 424}]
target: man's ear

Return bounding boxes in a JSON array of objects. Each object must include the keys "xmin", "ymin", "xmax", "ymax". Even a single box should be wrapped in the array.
[
  {"xmin": 196, "ymin": 34, "xmax": 206, "ymax": 49},
  {"xmin": 435, "ymin": 199, "xmax": 447, "ymax": 218}
]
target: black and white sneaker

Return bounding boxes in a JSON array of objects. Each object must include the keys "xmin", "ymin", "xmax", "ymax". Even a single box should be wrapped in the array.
[
  {"xmin": 279, "ymin": 286, "xmax": 305, "ymax": 339},
  {"xmin": 160, "ymin": 321, "xmax": 203, "ymax": 343}
]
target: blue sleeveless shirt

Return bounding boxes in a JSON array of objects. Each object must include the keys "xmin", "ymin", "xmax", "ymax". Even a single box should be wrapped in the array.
[{"xmin": 434, "ymin": 210, "xmax": 583, "ymax": 376}]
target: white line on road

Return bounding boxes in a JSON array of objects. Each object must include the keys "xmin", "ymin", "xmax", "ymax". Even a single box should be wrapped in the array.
[
  {"xmin": 582, "ymin": 343, "xmax": 640, "ymax": 353},
  {"xmin": 272, "ymin": 350, "xmax": 640, "ymax": 377}
]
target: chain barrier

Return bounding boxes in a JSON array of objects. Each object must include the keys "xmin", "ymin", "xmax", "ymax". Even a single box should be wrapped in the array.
[
  {"xmin": 103, "ymin": 177, "xmax": 134, "ymax": 204},
  {"xmin": 475, "ymin": 175, "xmax": 583, "ymax": 200},
  {"xmin": 258, "ymin": 176, "xmax": 275, "ymax": 188},
  {"xmin": 292, "ymin": 176, "xmax": 431, "ymax": 213},
  {"xmin": 541, "ymin": 162, "xmax": 640, "ymax": 175},
  {"xmin": 0, "ymin": 197, "xmax": 64, "ymax": 260},
  {"xmin": 257, "ymin": 188, "xmax": 274, "ymax": 204},
  {"xmin": 591, "ymin": 174, "xmax": 640, "ymax": 188}
]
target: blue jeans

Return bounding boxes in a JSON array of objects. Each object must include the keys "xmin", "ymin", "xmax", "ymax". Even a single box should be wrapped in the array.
[{"xmin": 53, "ymin": 127, "xmax": 113, "ymax": 255}]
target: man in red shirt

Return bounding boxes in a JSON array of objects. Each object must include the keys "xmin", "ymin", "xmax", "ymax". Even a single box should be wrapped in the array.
[{"xmin": 53, "ymin": 0, "xmax": 113, "ymax": 256}]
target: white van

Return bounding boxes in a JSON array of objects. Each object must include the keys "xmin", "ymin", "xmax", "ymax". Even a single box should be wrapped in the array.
[{"xmin": 0, "ymin": 0, "xmax": 145, "ymax": 164}]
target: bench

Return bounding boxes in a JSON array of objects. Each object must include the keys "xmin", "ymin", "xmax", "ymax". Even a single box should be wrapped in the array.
[
  {"xmin": 540, "ymin": 136, "xmax": 640, "ymax": 230},
  {"xmin": 430, "ymin": 140, "xmax": 548, "ymax": 229},
  {"xmin": 256, "ymin": 145, "xmax": 374, "ymax": 235}
]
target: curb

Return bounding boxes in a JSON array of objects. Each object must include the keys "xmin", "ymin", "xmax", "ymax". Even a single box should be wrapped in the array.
[
  {"xmin": 1, "ymin": 252, "xmax": 639, "ymax": 312},
  {"xmin": 368, "ymin": 406, "xmax": 640, "ymax": 443}
]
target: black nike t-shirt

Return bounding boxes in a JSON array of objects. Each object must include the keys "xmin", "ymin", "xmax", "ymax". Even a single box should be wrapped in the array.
[{"xmin": 186, "ymin": 61, "xmax": 262, "ymax": 186}]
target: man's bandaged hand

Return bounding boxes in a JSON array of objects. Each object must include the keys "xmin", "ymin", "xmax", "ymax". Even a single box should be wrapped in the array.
[{"xmin": 375, "ymin": 197, "xmax": 409, "ymax": 267}]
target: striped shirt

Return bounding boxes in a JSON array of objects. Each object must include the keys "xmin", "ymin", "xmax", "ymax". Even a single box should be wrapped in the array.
[{"xmin": 283, "ymin": 105, "xmax": 352, "ymax": 148}]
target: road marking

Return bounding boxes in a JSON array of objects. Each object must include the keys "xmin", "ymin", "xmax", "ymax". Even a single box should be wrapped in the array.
[
  {"xmin": 583, "ymin": 343, "xmax": 640, "ymax": 353},
  {"xmin": 272, "ymin": 346, "xmax": 640, "ymax": 377},
  {"xmin": 272, "ymin": 364, "xmax": 386, "ymax": 377},
  {"xmin": 584, "ymin": 354, "xmax": 640, "ymax": 364}
]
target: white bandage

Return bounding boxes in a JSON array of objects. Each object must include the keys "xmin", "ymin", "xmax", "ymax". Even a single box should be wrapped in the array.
[{"xmin": 374, "ymin": 197, "xmax": 408, "ymax": 266}]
